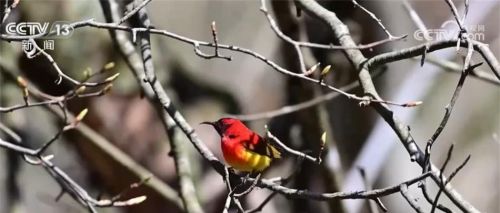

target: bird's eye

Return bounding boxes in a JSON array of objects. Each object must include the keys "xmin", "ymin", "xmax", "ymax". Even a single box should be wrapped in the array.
[{"xmin": 228, "ymin": 134, "xmax": 236, "ymax": 139}]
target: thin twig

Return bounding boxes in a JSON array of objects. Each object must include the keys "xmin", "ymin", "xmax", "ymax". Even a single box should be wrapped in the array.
[
  {"xmin": 462, "ymin": 0, "xmax": 470, "ymax": 25},
  {"xmin": 222, "ymin": 191, "xmax": 233, "ymax": 213},
  {"xmin": 0, "ymin": 122, "xmax": 22, "ymax": 142},
  {"xmin": 265, "ymin": 127, "xmax": 321, "ymax": 164},
  {"xmin": 446, "ymin": 155, "xmax": 471, "ymax": 184},
  {"xmin": 430, "ymin": 145, "xmax": 454, "ymax": 213},
  {"xmin": 426, "ymin": 63, "xmax": 481, "ymax": 149},
  {"xmin": 418, "ymin": 181, "xmax": 452, "ymax": 213},
  {"xmin": 117, "ymin": 0, "xmax": 152, "ymax": 24},
  {"xmin": 359, "ymin": 167, "xmax": 385, "ymax": 213},
  {"xmin": 401, "ymin": 0, "xmax": 430, "ymax": 66},
  {"xmin": 400, "ymin": 184, "xmax": 424, "ymax": 213},
  {"xmin": 431, "ymin": 149, "xmax": 471, "ymax": 213},
  {"xmin": 351, "ymin": 0, "xmax": 402, "ymax": 39},
  {"xmin": 1, "ymin": 0, "xmax": 18, "ymax": 24},
  {"xmin": 444, "ymin": 0, "xmax": 466, "ymax": 31},
  {"xmin": 419, "ymin": 56, "xmax": 500, "ymax": 86},
  {"xmin": 233, "ymin": 198, "xmax": 246, "ymax": 213},
  {"xmin": 402, "ymin": 0, "xmax": 429, "ymax": 41},
  {"xmin": 209, "ymin": 21, "xmax": 231, "ymax": 61}
]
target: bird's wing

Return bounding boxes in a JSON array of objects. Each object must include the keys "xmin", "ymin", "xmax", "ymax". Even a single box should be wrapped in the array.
[
  {"xmin": 264, "ymin": 142, "xmax": 281, "ymax": 159},
  {"xmin": 243, "ymin": 134, "xmax": 281, "ymax": 159}
]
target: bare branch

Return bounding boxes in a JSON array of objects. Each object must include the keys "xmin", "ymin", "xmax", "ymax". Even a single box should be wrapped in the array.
[{"xmin": 257, "ymin": 172, "xmax": 431, "ymax": 200}]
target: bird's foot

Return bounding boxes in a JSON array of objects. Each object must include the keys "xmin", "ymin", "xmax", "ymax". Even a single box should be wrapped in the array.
[{"xmin": 242, "ymin": 173, "xmax": 251, "ymax": 185}]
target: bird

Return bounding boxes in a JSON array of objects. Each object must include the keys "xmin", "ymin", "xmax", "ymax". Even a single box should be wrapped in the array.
[{"xmin": 201, "ymin": 118, "xmax": 281, "ymax": 173}]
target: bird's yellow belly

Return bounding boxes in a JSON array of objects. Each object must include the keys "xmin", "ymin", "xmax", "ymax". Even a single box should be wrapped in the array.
[{"xmin": 224, "ymin": 148, "xmax": 272, "ymax": 172}]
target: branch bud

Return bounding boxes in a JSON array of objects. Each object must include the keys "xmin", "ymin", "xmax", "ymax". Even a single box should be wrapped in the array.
[
  {"xmin": 304, "ymin": 62, "xmax": 320, "ymax": 76},
  {"xmin": 320, "ymin": 65, "xmax": 332, "ymax": 76},
  {"xmin": 403, "ymin": 101, "xmax": 423, "ymax": 107},
  {"xmin": 22, "ymin": 88, "xmax": 29, "ymax": 103},
  {"xmin": 105, "ymin": 73, "xmax": 120, "ymax": 82},
  {"xmin": 104, "ymin": 62, "xmax": 115, "ymax": 70},
  {"xmin": 321, "ymin": 132, "xmax": 327, "ymax": 145},
  {"xmin": 17, "ymin": 76, "xmax": 28, "ymax": 88},
  {"xmin": 317, "ymin": 131, "xmax": 327, "ymax": 164},
  {"xmin": 83, "ymin": 67, "xmax": 92, "ymax": 78},
  {"xmin": 211, "ymin": 21, "xmax": 216, "ymax": 32},
  {"xmin": 75, "ymin": 86, "xmax": 86, "ymax": 95},
  {"xmin": 75, "ymin": 108, "xmax": 88, "ymax": 123},
  {"xmin": 123, "ymin": 196, "xmax": 147, "ymax": 205},
  {"xmin": 102, "ymin": 84, "xmax": 113, "ymax": 94}
]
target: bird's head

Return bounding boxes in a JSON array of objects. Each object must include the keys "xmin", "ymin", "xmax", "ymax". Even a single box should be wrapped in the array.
[{"xmin": 200, "ymin": 118, "xmax": 242, "ymax": 136}]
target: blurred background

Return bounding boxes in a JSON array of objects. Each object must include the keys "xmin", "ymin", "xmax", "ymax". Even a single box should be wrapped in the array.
[{"xmin": 0, "ymin": 0, "xmax": 498, "ymax": 212}]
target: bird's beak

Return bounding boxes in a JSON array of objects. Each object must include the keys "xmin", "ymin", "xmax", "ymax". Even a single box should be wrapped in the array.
[
  {"xmin": 200, "ymin": 121, "xmax": 215, "ymax": 126},
  {"xmin": 200, "ymin": 121, "xmax": 221, "ymax": 134}
]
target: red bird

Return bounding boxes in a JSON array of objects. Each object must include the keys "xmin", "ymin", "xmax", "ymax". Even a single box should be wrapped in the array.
[{"xmin": 201, "ymin": 118, "xmax": 281, "ymax": 172}]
